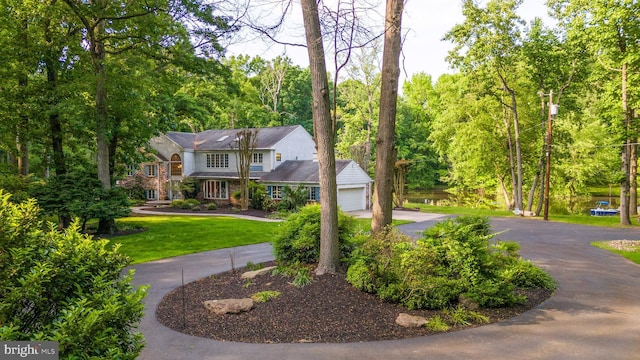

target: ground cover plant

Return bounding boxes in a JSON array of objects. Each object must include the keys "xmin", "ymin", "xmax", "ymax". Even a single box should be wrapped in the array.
[{"xmin": 0, "ymin": 191, "xmax": 147, "ymax": 359}]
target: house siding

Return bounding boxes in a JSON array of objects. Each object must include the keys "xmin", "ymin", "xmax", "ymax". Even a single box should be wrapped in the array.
[
  {"xmin": 271, "ymin": 126, "xmax": 316, "ymax": 166},
  {"xmin": 336, "ymin": 161, "xmax": 372, "ymax": 186}
]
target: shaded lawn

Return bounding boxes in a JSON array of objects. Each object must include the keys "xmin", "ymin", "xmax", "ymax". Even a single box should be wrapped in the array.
[{"xmin": 110, "ymin": 216, "xmax": 280, "ymax": 264}]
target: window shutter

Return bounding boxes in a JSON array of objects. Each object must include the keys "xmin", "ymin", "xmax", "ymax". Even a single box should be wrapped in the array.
[
  {"xmin": 267, "ymin": 185, "xmax": 272, "ymax": 198},
  {"xmin": 315, "ymin": 187, "xmax": 320, "ymax": 201}
]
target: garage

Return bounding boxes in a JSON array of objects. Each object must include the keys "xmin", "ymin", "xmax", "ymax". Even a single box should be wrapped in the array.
[{"xmin": 338, "ymin": 187, "xmax": 366, "ymax": 212}]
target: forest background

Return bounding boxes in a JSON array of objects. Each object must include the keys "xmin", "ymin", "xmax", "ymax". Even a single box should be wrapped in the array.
[{"xmin": 1, "ymin": 0, "xmax": 639, "ymax": 222}]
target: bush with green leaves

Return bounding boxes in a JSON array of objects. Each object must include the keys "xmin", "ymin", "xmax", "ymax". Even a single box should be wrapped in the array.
[
  {"xmin": 0, "ymin": 190, "xmax": 147, "ymax": 359},
  {"xmin": 347, "ymin": 215, "xmax": 555, "ymax": 310},
  {"xmin": 31, "ymin": 171, "xmax": 131, "ymax": 232},
  {"xmin": 273, "ymin": 204, "xmax": 358, "ymax": 264},
  {"xmin": 276, "ymin": 185, "xmax": 309, "ymax": 213}
]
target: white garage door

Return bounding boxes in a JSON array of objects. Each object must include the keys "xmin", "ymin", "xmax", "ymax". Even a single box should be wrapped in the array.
[{"xmin": 338, "ymin": 187, "xmax": 365, "ymax": 212}]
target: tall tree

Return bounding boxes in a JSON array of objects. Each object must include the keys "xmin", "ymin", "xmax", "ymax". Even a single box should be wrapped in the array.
[
  {"xmin": 300, "ymin": 0, "xmax": 340, "ymax": 275},
  {"xmin": 550, "ymin": 0, "xmax": 640, "ymax": 224},
  {"xmin": 371, "ymin": 0, "xmax": 404, "ymax": 232},
  {"xmin": 446, "ymin": 0, "xmax": 527, "ymax": 211}
]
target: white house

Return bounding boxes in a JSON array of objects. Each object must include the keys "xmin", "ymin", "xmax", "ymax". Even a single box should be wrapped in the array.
[{"xmin": 134, "ymin": 125, "xmax": 372, "ymax": 211}]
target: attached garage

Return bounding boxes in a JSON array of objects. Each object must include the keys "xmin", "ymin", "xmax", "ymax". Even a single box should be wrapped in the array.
[
  {"xmin": 338, "ymin": 187, "xmax": 366, "ymax": 212},
  {"xmin": 260, "ymin": 160, "xmax": 372, "ymax": 211}
]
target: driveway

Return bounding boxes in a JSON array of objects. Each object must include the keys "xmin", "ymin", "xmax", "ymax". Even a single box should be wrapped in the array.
[{"xmin": 132, "ymin": 215, "xmax": 640, "ymax": 360}]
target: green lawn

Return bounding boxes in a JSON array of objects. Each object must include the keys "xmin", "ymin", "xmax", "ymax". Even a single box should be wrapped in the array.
[
  {"xmin": 110, "ymin": 215, "xmax": 410, "ymax": 264},
  {"xmin": 592, "ymin": 241, "xmax": 640, "ymax": 265},
  {"xmin": 407, "ymin": 202, "xmax": 638, "ymax": 228},
  {"xmin": 111, "ymin": 215, "xmax": 280, "ymax": 264}
]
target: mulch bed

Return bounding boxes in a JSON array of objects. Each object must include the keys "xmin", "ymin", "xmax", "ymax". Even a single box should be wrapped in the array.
[
  {"xmin": 156, "ymin": 262, "xmax": 553, "ymax": 344},
  {"xmin": 139, "ymin": 205, "xmax": 273, "ymax": 218}
]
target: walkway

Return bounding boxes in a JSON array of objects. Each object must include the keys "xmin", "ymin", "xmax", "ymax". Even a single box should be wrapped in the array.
[{"xmin": 131, "ymin": 214, "xmax": 640, "ymax": 360}]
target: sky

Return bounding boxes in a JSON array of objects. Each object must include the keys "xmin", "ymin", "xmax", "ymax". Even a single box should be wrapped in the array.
[{"xmin": 224, "ymin": 0, "xmax": 554, "ymax": 83}]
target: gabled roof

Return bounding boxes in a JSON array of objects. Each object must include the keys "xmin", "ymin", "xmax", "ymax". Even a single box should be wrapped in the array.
[
  {"xmin": 260, "ymin": 160, "xmax": 355, "ymax": 183},
  {"xmin": 165, "ymin": 125, "xmax": 306, "ymax": 151}
]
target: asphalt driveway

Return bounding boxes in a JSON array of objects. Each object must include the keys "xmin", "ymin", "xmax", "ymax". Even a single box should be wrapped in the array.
[{"xmin": 131, "ymin": 215, "xmax": 640, "ymax": 360}]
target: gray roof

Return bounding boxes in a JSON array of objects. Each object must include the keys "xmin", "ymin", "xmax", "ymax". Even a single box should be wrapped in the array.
[
  {"xmin": 165, "ymin": 125, "xmax": 305, "ymax": 151},
  {"xmin": 260, "ymin": 160, "xmax": 353, "ymax": 183}
]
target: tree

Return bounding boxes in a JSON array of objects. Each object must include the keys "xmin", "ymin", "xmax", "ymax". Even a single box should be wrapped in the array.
[
  {"xmin": 61, "ymin": 0, "xmax": 232, "ymax": 233},
  {"xmin": 233, "ymin": 128, "xmax": 259, "ymax": 210},
  {"xmin": 371, "ymin": 0, "xmax": 404, "ymax": 232},
  {"xmin": 397, "ymin": 72, "xmax": 443, "ymax": 189},
  {"xmin": 393, "ymin": 159, "xmax": 411, "ymax": 207},
  {"xmin": 300, "ymin": 0, "xmax": 340, "ymax": 275}
]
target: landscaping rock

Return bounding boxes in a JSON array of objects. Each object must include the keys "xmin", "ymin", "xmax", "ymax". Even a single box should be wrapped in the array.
[
  {"xmin": 458, "ymin": 294, "xmax": 480, "ymax": 311},
  {"xmin": 241, "ymin": 266, "xmax": 276, "ymax": 279},
  {"xmin": 204, "ymin": 298, "xmax": 254, "ymax": 315},
  {"xmin": 395, "ymin": 313, "xmax": 427, "ymax": 328}
]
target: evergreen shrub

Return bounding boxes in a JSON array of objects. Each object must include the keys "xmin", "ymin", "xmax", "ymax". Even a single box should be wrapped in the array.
[
  {"xmin": 0, "ymin": 190, "xmax": 147, "ymax": 359},
  {"xmin": 273, "ymin": 204, "xmax": 358, "ymax": 264},
  {"xmin": 347, "ymin": 215, "xmax": 555, "ymax": 310}
]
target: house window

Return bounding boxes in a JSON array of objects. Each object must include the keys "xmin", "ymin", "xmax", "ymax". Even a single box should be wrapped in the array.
[
  {"xmin": 252, "ymin": 153, "xmax": 263, "ymax": 164},
  {"xmin": 170, "ymin": 154, "xmax": 182, "ymax": 176},
  {"xmin": 144, "ymin": 164, "xmax": 157, "ymax": 177},
  {"xmin": 270, "ymin": 185, "xmax": 283, "ymax": 200},
  {"xmin": 203, "ymin": 180, "xmax": 228, "ymax": 199},
  {"xmin": 126, "ymin": 164, "xmax": 136, "ymax": 176},
  {"xmin": 206, "ymin": 153, "xmax": 229, "ymax": 168},
  {"xmin": 307, "ymin": 187, "xmax": 319, "ymax": 201},
  {"xmin": 145, "ymin": 189, "xmax": 157, "ymax": 200}
]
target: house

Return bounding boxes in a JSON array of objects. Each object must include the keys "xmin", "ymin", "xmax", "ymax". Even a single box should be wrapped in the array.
[{"xmin": 131, "ymin": 125, "xmax": 372, "ymax": 211}]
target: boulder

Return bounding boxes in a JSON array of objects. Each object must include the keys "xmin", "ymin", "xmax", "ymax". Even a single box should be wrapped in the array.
[
  {"xmin": 241, "ymin": 266, "xmax": 276, "ymax": 279},
  {"xmin": 204, "ymin": 298, "xmax": 254, "ymax": 315},
  {"xmin": 395, "ymin": 313, "xmax": 427, "ymax": 328}
]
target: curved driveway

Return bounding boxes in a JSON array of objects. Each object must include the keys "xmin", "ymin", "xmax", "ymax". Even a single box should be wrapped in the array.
[{"xmin": 132, "ymin": 214, "xmax": 640, "ymax": 360}]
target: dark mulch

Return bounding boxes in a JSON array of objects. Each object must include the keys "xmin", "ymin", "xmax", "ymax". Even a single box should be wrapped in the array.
[
  {"xmin": 156, "ymin": 262, "xmax": 553, "ymax": 344},
  {"xmin": 140, "ymin": 205, "xmax": 272, "ymax": 218}
]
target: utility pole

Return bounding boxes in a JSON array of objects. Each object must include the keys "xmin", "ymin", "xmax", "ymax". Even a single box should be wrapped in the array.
[{"xmin": 543, "ymin": 90, "xmax": 558, "ymax": 221}]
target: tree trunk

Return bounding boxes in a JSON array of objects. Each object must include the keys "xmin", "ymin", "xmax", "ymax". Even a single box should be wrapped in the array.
[
  {"xmin": 629, "ymin": 130, "xmax": 637, "ymax": 216},
  {"xmin": 300, "ymin": 0, "xmax": 340, "ymax": 275},
  {"xmin": 620, "ymin": 63, "xmax": 631, "ymax": 225},
  {"xmin": 501, "ymin": 104, "xmax": 517, "ymax": 211},
  {"xmin": 92, "ymin": 9, "xmax": 115, "ymax": 234},
  {"xmin": 372, "ymin": 0, "xmax": 403, "ymax": 232},
  {"xmin": 527, "ymin": 91, "xmax": 547, "ymax": 214}
]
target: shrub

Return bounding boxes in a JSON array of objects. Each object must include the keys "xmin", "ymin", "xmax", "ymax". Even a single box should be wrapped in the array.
[
  {"xmin": 171, "ymin": 199, "xmax": 185, "ymax": 208},
  {"xmin": 179, "ymin": 199, "xmax": 199, "ymax": 209},
  {"xmin": 0, "ymin": 190, "xmax": 147, "ymax": 359},
  {"xmin": 273, "ymin": 204, "xmax": 358, "ymax": 264},
  {"xmin": 276, "ymin": 185, "xmax": 309, "ymax": 212},
  {"xmin": 31, "ymin": 171, "xmax": 131, "ymax": 232},
  {"xmin": 206, "ymin": 202, "xmax": 218, "ymax": 210},
  {"xmin": 347, "ymin": 215, "xmax": 555, "ymax": 310},
  {"xmin": 248, "ymin": 182, "xmax": 269, "ymax": 210}
]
